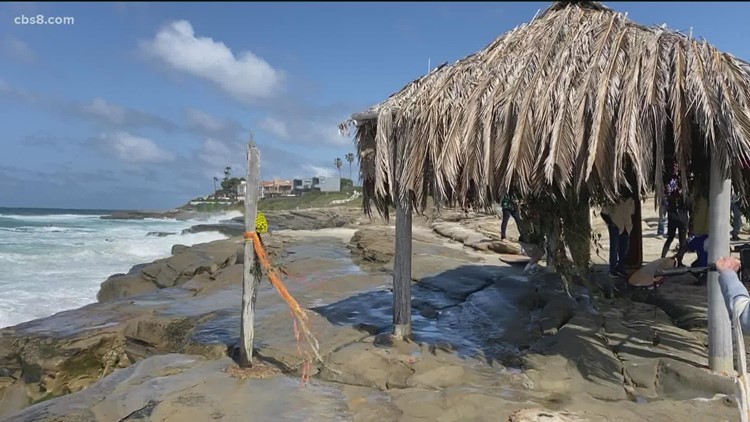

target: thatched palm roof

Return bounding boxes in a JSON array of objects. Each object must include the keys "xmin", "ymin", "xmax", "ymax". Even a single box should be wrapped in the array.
[{"xmin": 343, "ymin": 1, "xmax": 750, "ymax": 217}]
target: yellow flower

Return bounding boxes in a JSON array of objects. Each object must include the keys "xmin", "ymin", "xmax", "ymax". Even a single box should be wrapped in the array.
[{"xmin": 255, "ymin": 212, "xmax": 268, "ymax": 234}]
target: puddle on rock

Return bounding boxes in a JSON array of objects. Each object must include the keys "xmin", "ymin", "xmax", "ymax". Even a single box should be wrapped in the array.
[
  {"xmin": 314, "ymin": 265, "xmax": 535, "ymax": 362},
  {"xmin": 190, "ymin": 237, "xmax": 371, "ymax": 348}
]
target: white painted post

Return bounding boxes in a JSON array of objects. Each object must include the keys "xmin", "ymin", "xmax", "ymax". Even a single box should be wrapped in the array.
[
  {"xmin": 239, "ymin": 140, "xmax": 261, "ymax": 368},
  {"xmin": 707, "ymin": 156, "xmax": 733, "ymax": 373}
]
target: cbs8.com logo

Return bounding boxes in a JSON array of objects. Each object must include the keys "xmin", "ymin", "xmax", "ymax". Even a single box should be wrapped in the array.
[{"xmin": 14, "ymin": 14, "xmax": 75, "ymax": 25}]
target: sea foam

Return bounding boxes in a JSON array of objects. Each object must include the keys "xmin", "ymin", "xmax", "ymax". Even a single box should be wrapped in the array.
[{"xmin": 0, "ymin": 210, "xmax": 241, "ymax": 328}]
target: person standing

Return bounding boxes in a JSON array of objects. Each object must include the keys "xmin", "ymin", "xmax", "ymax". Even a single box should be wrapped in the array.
[
  {"xmin": 661, "ymin": 184, "xmax": 691, "ymax": 266},
  {"xmin": 731, "ymin": 185, "xmax": 744, "ymax": 241},
  {"xmin": 500, "ymin": 194, "xmax": 521, "ymax": 241},
  {"xmin": 657, "ymin": 166, "xmax": 679, "ymax": 239},
  {"xmin": 601, "ymin": 192, "xmax": 636, "ymax": 277},
  {"xmin": 656, "ymin": 195, "xmax": 668, "ymax": 239}
]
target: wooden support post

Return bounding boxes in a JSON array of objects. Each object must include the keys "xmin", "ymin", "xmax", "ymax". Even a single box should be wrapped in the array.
[
  {"xmin": 239, "ymin": 141, "xmax": 261, "ymax": 368},
  {"xmin": 625, "ymin": 194, "xmax": 643, "ymax": 270},
  {"xmin": 392, "ymin": 132, "xmax": 412, "ymax": 339},
  {"xmin": 707, "ymin": 156, "xmax": 733, "ymax": 373},
  {"xmin": 545, "ymin": 220, "xmax": 561, "ymax": 274},
  {"xmin": 393, "ymin": 185, "xmax": 412, "ymax": 338},
  {"xmin": 582, "ymin": 198, "xmax": 592, "ymax": 266}
]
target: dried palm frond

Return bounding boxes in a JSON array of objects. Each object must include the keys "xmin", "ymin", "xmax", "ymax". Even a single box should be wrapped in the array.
[{"xmin": 346, "ymin": 0, "xmax": 750, "ymax": 217}]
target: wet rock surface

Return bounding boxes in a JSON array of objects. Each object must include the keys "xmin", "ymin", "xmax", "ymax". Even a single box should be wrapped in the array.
[
  {"xmin": 96, "ymin": 235, "xmax": 288, "ymax": 303},
  {"xmin": 0, "ymin": 230, "xmax": 376, "ymax": 415},
  {"xmin": 96, "ymin": 238, "xmax": 244, "ymax": 302},
  {"xmin": 2, "ymin": 355, "xmax": 353, "ymax": 422},
  {"xmin": 0, "ymin": 207, "xmax": 744, "ymax": 421},
  {"xmin": 181, "ymin": 223, "xmax": 244, "ymax": 237}
]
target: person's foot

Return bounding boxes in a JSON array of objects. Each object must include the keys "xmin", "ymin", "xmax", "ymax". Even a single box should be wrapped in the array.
[
  {"xmin": 615, "ymin": 268, "xmax": 628, "ymax": 277},
  {"xmin": 731, "ymin": 235, "xmax": 741, "ymax": 241},
  {"xmin": 608, "ymin": 271, "xmax": 620, "ymax": 278}
]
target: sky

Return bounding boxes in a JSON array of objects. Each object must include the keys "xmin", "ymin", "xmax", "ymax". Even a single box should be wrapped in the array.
[{"xmin": 2, "ymin": 2, "xmax": 750, "ymax": 210}]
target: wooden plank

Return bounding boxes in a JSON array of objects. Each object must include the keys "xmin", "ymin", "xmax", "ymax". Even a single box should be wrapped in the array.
[
  {"xmin": 393, "ymin": 186, "xmax": 412, "ymax": 338},
  {"xmin": 239, "ymin": 140, "xmax": 261, "ymax": 368},
  {"xmin": 351, "ymin": 108, "xmax": 400, "ymax": 125},
  {"xmin": 351, "ymin": 110, "xmax": 379, "ymax": 121}
]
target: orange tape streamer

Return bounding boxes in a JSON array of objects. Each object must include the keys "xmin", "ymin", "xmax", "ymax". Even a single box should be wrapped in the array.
[{"xmin": 243, "ymin": 231, "xmax": 321, "ymax": 384}]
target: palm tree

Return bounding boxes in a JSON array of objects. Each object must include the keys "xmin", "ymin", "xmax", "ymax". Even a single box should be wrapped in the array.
[
  {"xmin": 345, "ymin": 153, "xmax": 355, "ymax": 180},
  {"xmin": 224, "ymin": 166, "xmax": 232, "ymax": 181},
  {"xmin": 213, "ymin": 176, "xmax": 219, "ymax": 193},
  {"xmin": 334, "ymin": 158, "xmax": 343, "ymax": 178}
]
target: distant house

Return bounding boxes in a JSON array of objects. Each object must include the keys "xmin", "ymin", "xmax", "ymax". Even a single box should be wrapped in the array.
[
  {"xmin": 292, "ymin": 176, "xmax": 341, "ymax": 194},
  {"xmin": 237, "ymin": 180, "xmax": 247, "ymax": 197},
  {"xmin": 316, "ymin": 176, "xmax": 341, "ymax": 192},
  {"xmin": 260, "ymin": 178, "xmax": 293, "ymax": 198},
  {"xmin": 292, "ymin": 178, "xmax": 313, "ymax": 194}
]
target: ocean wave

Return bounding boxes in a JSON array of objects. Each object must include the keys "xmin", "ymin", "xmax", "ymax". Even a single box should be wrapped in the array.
[
  {"xmin": 191, "ymin": 211, "xmax": 244, "ymax": 224},
  {"xmin": 8, "ymin": 226, "xmax": 73, "ymax": 233},
  {"xmin": 0, "ymin": 214, "xmax": 233, "ymax": 328},
  {"xmin": 0, "ymin": 214, "xmax": 101, "ymax": 221}
]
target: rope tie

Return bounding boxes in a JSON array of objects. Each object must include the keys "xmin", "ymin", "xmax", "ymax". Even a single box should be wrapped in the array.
[{"xmin": 242, "ymin": 229, "xmax": 321, "ymax": 384}]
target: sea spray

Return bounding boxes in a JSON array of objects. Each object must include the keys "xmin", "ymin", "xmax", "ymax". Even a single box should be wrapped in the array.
[{"xmin": 0, "ymin": 208, "xmax": 242, "ymax": 328}]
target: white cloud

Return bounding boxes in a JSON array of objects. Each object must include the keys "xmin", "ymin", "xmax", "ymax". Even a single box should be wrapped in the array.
[
  {"xmin": 308, "ymin": 119, "xmax": 352, "ymax": 146},
  {"xmin": 199, "ymin": 138, "xmax": 234, "ymax": 167},
  {"xmin": 259, "ymin": 116, "xmax": 289, "ymax": 139},
  {"xmin": 94, "ymin": 132, "xmax": 175, "ymax": 163},
  {"xmin": 0, "ymin": 36, "xmax": 35, "ymax": 63},
  {"xmin": 0, "ymin": 78, "xmax": 34, "ymax": 102},
  {"xmin": 256, "ymin": 113, "xmax": 353, "ymax": 147},
  {"xmin": 303, "ymin": 164, "xmax": 336, "ymax": 178},
  {"xmin": 0, "ymin": 81, "xmax": 176, "ymax": 131},
  {"xmin": 141, "ymin": 20, "xmax": 282, "ymax": 102},
  {"xmin": 184, "ymin": 108, "xmax": 248, "ymax": 142},
  {"xmin": 186, "ymin": 108, "xmax": 226, "ymax": 133},
  {"xmin": 196, "ymin": 138, "xmax": 247, "ymax": 181},
  {"xmin": 81, "ymin": 98, "xmax": 127, "ymax": 124}
]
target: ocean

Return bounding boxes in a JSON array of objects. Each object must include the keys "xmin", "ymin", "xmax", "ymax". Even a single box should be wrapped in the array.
[{"xmin": 0, "ymin": 207, "xmax": 241, "ymax": 328}]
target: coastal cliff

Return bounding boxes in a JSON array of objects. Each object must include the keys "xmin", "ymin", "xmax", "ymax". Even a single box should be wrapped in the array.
[{"xmin": 0, "ymin": 207, "xmax": 742, "ymax": 421}]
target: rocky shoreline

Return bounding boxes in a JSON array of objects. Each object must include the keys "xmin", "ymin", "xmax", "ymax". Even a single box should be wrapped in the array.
[
  {"xmin": 100, "ymin": 210, "xmax": 199, "ymax": 221},
  {"xmin": 0, "ymin": 206, "xmax": 743, "ymax": 421}
]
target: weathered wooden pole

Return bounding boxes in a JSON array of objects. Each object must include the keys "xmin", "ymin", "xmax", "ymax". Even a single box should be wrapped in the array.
[
  {"xmin": 707, "ymin": 154, "xmax": 733, "ymax": 373},
  {"xmin": 239, "ymin": 140, "xmax": 261, "ymax": 367},
  {"xmin": 392, "ymin": 134, "xmax": 412, "ymax": 338},
  {"xmin": 625, "ymin": 194, "xmax": 643, "ymax": 271},
  {"xmin": 545, "ymin": 221, "xmax": 560, "ymax": 274},
  {"xmin": 393, "ymin": 182, "xmax": 412, "ymax": 338}
]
